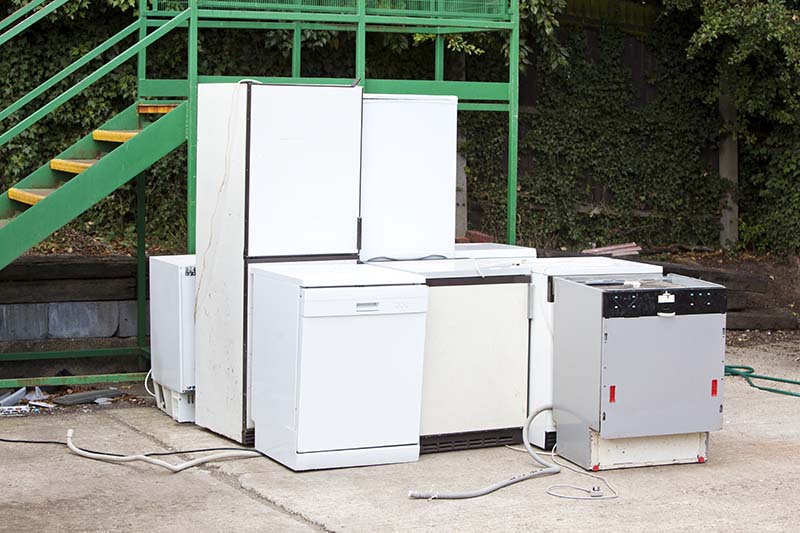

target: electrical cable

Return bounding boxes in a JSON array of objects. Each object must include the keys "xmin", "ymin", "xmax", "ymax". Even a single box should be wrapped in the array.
[
  {"xmin": 366, "ymin": 254, "xmax": 448, "ymax": 262},
  {"xmin": 144, "ymin": 369, "xmax": 156, "ymax": 398},
  {"xmin": 0, "ymin": 436, "xmax": 263, "ymax": 458},
  {"xmin": 408, "ymin": 405, "xmax": 560, "ymax": 500},
  {"xmin": 725, "ymin": 365, "xmax": 800, "ymax": 398},
  {"xmin": 545, "ymin": 445, "xmax": 618, "ymax": 500},
  {"xmin": 66, "ymin": 429, "xmax": 262, "ymax": 473}
]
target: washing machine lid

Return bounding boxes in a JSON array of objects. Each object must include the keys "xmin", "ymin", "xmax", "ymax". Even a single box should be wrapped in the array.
[
  {"xmin": 249, "ymin": 262, "xmax": 425, "ymax": 288},
  {"xmin": 372, "ymin": 258, "xmax": 531, "ymax": 280},
  {"xmin": 453, "ymin": 243, "xmax": 537, "ymax": 259},
  {"xmin": 525, "ymin": 256, "xmax": 663, "ymax": 276}
]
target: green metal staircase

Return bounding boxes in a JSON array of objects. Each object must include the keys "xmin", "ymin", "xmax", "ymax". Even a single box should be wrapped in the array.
[
  {"xmin": 0, "ymin": 4, "xmax": 192, "ymax": 387},
  {"xmin": 0, "ymin": 102, "xmax": 187, "ymax": 270}
]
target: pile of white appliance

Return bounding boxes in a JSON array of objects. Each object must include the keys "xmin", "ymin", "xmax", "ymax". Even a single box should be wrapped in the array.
[{"xmin": 148, "ymin": 82, "xmax": 727, "ymax": 473}]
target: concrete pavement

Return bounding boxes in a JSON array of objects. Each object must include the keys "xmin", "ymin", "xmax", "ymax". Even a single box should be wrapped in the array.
[{"xmin": 2, "ymin": 341, "xmax": 799, "ymax": 532}]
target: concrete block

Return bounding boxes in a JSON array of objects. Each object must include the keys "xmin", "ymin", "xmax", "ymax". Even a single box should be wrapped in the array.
[
  {"xmin": 47, "ymin": 302, "xmax": 119, "ymax": 339},
  {"xmin": 117, "ymin": 300, "xmax": 150, "ymax": 338},
  {"xmin": 0, "ymin": 304, "xmax": 48, "ymax": 341}
]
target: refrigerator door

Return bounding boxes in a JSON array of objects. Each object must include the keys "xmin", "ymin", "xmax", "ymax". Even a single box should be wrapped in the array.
[
  {"xmin": 359, "ymin": 95, "xmax": 457, "ymax": 262},
  {"xmin": 247, "ymin": 84, "xmax": 362, "ymax": 258},
  {"xmin": 295, "ymin": 286, "xmax": 428, "ymax": 453}
]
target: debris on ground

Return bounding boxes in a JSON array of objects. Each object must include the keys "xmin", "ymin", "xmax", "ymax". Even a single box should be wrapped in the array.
[
  {"xmin": 581, "ymin": 242, "xmax": 642, "ymax": 257},
  {"xmin": 28, "ymin": 401, "xmax": 55, "ymax": 409},
  {"xmin": 0, "ymin": 405, "xmax": 30, "ymax": 417},
  {"xmin": 54, "ymin": 389, "xmax": 125, "ymax": 406},
  {"xmin": 0, "ymin": 387, "xmax": 27, "ymax": 407},
  {"xmin": 24, "ymin": 387, "xmax": 49, "ymax": 402}
]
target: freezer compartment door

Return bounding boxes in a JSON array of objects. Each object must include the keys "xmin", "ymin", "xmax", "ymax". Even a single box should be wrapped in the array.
[
  {"xmin": 247, "ymin": 84, "xmax": 362, "ymax": 258},
  {"xmin": 599, "ymin": 314, "xmax": 726, "ymax": 439},
  {"xmin": 295, "ymin": 300, "xmax": 427, "ymax": 452}
]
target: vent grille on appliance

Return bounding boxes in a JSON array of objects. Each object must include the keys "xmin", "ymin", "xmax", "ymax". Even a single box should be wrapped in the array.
[{"xmin": 420, "ymin": 428, "xmax": 522, "ymax": 454}]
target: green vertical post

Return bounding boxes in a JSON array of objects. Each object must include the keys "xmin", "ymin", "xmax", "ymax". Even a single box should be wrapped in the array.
[
  {"xmin": 292, "ymin": 22, "xmax": 302, "ymax": 78},
  {"xmin": 506, "ymin": 1, "xmax": 520, "ymax": 245},
  {"xmin": 355, "ymin": 0, "xmax": 366, "ymax": 83},
  {"xmin": 135, "ymin": 174, "xmax": 148, "ymax": 362},
  {"xmin": 434, "ymin": 35, "xmax": 444, "ymax": 81},
  {"xmin": 187, "ymin": 0, "xmax": 198, "ymax": 253},
  {"xmin": 137, "ymin": 0, "xmax": 147, "ymax": 99}
]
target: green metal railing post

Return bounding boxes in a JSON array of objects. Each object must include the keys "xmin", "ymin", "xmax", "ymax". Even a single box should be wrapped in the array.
[
  {"xmin": 292, "ymin": 22, "xmax": 302, "ymax": 78},
  {"xmin": 187, "ymin": 0, "xmax": 198, "ymax": 253},
  {"xmin": 506, "ymin": 0, "xmax": 519, "ymax": 245},
  {"xmin": 138, "ymin": 0, "xmax": 148, "ymax": 98},
  {"xmin": 136, "ymin": 173, "xmax": 148, "ymax": 368},
  {"xmin": 434, "ymin": 34, "xmax": 444, "ymax": 81},
  {"xmin": 356, "ymin": 0, "xmax": 366, "ymax": 83}
]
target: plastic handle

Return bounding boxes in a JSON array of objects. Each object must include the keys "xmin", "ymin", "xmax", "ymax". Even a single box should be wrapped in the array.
[
  {"xmin": 657, "ymin": 312, "xmax": 676, "ymax": 317},
  {"xmin": 356, "ymin": 302, "xmax": 380, "ymax": 312}
]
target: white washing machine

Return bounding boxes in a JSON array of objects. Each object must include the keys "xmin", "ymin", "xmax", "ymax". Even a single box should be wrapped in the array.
[
  {"xmin": 374, "ymin": 259, "xmax": 532, "ymax": 452},
  {"xmin": 248, "ymin": 262, "xmax": 429, "ymax": 470}
]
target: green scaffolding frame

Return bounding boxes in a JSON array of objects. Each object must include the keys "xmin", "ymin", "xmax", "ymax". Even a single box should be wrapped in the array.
[{"xmin": 0, "ymin": 0, "xmax": 519, "ymax": 388}]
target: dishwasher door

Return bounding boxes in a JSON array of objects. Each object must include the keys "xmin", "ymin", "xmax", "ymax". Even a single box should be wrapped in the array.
[
  {"xmin": 599, "ymin": 313, "xmax": 726, "ymax": 439},
  {"xmin": 295, "ymin": 285, "xmax": 428, "ymax": 453}
]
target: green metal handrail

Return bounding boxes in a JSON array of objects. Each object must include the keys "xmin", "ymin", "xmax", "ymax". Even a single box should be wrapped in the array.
[
  {"xmin": 0, "ymin": 21, "xmax": 139, "ymax": 123},
  {"xmin": 0, "ymin": 8, "xmax": 191, "ymax": 150},
  {"xmin": 0, "ymin": 0, "xmax": 72, "ymax": 47},
  {"xmin": 0, "ymin": 0, "xmax": 48, "ymax": 33}
]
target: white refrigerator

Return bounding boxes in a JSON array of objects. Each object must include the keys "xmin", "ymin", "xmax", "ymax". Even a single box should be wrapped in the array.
[
  {"xmin": 195, "ymin": 83, "xmax": 363, "ymax": 442},
  {"xmin": 359, "ymin": 94, "xmax": 458, "ymax": 262}
]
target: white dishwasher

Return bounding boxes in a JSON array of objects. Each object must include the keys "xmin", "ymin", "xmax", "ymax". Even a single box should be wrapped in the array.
[{"xmin": 248, "ymin": 262, "xmax": 428, "ymax": 470}]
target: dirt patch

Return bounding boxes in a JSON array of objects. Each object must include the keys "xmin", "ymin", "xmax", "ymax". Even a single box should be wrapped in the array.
[{"xmin": 727, "ymin": 329, "xmax": 800, "ymax": 349}]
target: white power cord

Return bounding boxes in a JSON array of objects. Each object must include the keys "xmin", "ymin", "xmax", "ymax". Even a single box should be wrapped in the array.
[
  {"xmin": 144, "ymin": 369, "xmax": 156, "ymax": 398},
  {"xmin": 66, "ymin": 429, "xmax": 261, "ymax": 473},
  {"xmin": 408, "ymin": 405, "xmax": 560, "ymax": 499},
  {"xmin": 505, "ymin": 444, "xmax": 618, "ymax": 500}
]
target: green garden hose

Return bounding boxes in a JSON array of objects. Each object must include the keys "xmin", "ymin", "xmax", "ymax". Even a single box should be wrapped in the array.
[{"xmin": 725, "ymin": 365, "xmax": 800, "ymax": 398}]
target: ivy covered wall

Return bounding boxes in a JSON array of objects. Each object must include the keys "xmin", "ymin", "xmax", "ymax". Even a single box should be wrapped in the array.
[{"xmin": 462, "ymin": 12, "xmax": 726, "ymax": 249}]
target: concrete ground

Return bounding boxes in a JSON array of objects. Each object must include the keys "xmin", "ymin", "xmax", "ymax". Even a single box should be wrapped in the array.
[{"xmin": 2, "ymin": 341, "xmax": 799, "ymax": 532}]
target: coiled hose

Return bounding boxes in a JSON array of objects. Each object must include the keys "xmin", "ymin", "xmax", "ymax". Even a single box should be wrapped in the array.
[{"xmin": 725, "ymin": 365, "xmax": 800, "ymax": 398}]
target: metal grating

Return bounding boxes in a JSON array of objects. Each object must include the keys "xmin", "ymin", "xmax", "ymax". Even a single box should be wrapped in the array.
[
  {"xmin": 420, "ymin": 427, "xmax": 522, "ymax": 454},
  {"xmin": 153, "ymin": 0, "xmax": 509, "ymax": 19}
]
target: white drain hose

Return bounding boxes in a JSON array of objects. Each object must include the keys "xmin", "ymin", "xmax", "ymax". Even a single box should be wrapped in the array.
[
  {"xmin": 66, "ymin": 429, "xmax": 261, "ymax": 473},
  {"xmin": 408, "ymin": 405, "xmax": 560, "ymax": 499}
]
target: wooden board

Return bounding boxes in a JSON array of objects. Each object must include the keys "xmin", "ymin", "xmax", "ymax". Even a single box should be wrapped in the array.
[
  {"xmin": 0, "ymin": 255, "xmax": 140, "ymax": 281},
  {"xmin": 0, "ymin": 278, "xmax": 137, "ymax": 303},
  {"xmin": 727, "ymin": 309, "xmax": 798, "ymax": 331},
  {"xmin": 649, "ymin": 261, "xmax": 769, "ymax": 293}
]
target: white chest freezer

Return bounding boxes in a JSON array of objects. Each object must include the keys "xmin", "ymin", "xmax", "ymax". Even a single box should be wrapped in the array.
[
  {"xmin": 359, "ymin": 94, "xmax": 458, "ymax": 262},
  {"xmin": 249, "ymin": 263, "xmax": 428, "ymax": 470},
  {"xmin": 454, "ymin": 242, "xmax": 537, "ymax": 259},
  {"xmin": 373, "ymin": 259, "xmax": 531, "ymax": 452},
  {"xmin": 517, "ymin": 257, "xmax": 664, "ymax": 449},
  {"xmin": 149, "ymin": 255, "xmax": 196, "ymax": 423}
]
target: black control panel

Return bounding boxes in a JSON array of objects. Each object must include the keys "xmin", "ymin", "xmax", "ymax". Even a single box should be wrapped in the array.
[{"xmin": 602, "ymin": 287, "xmax": 726, "ymax": 318}]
